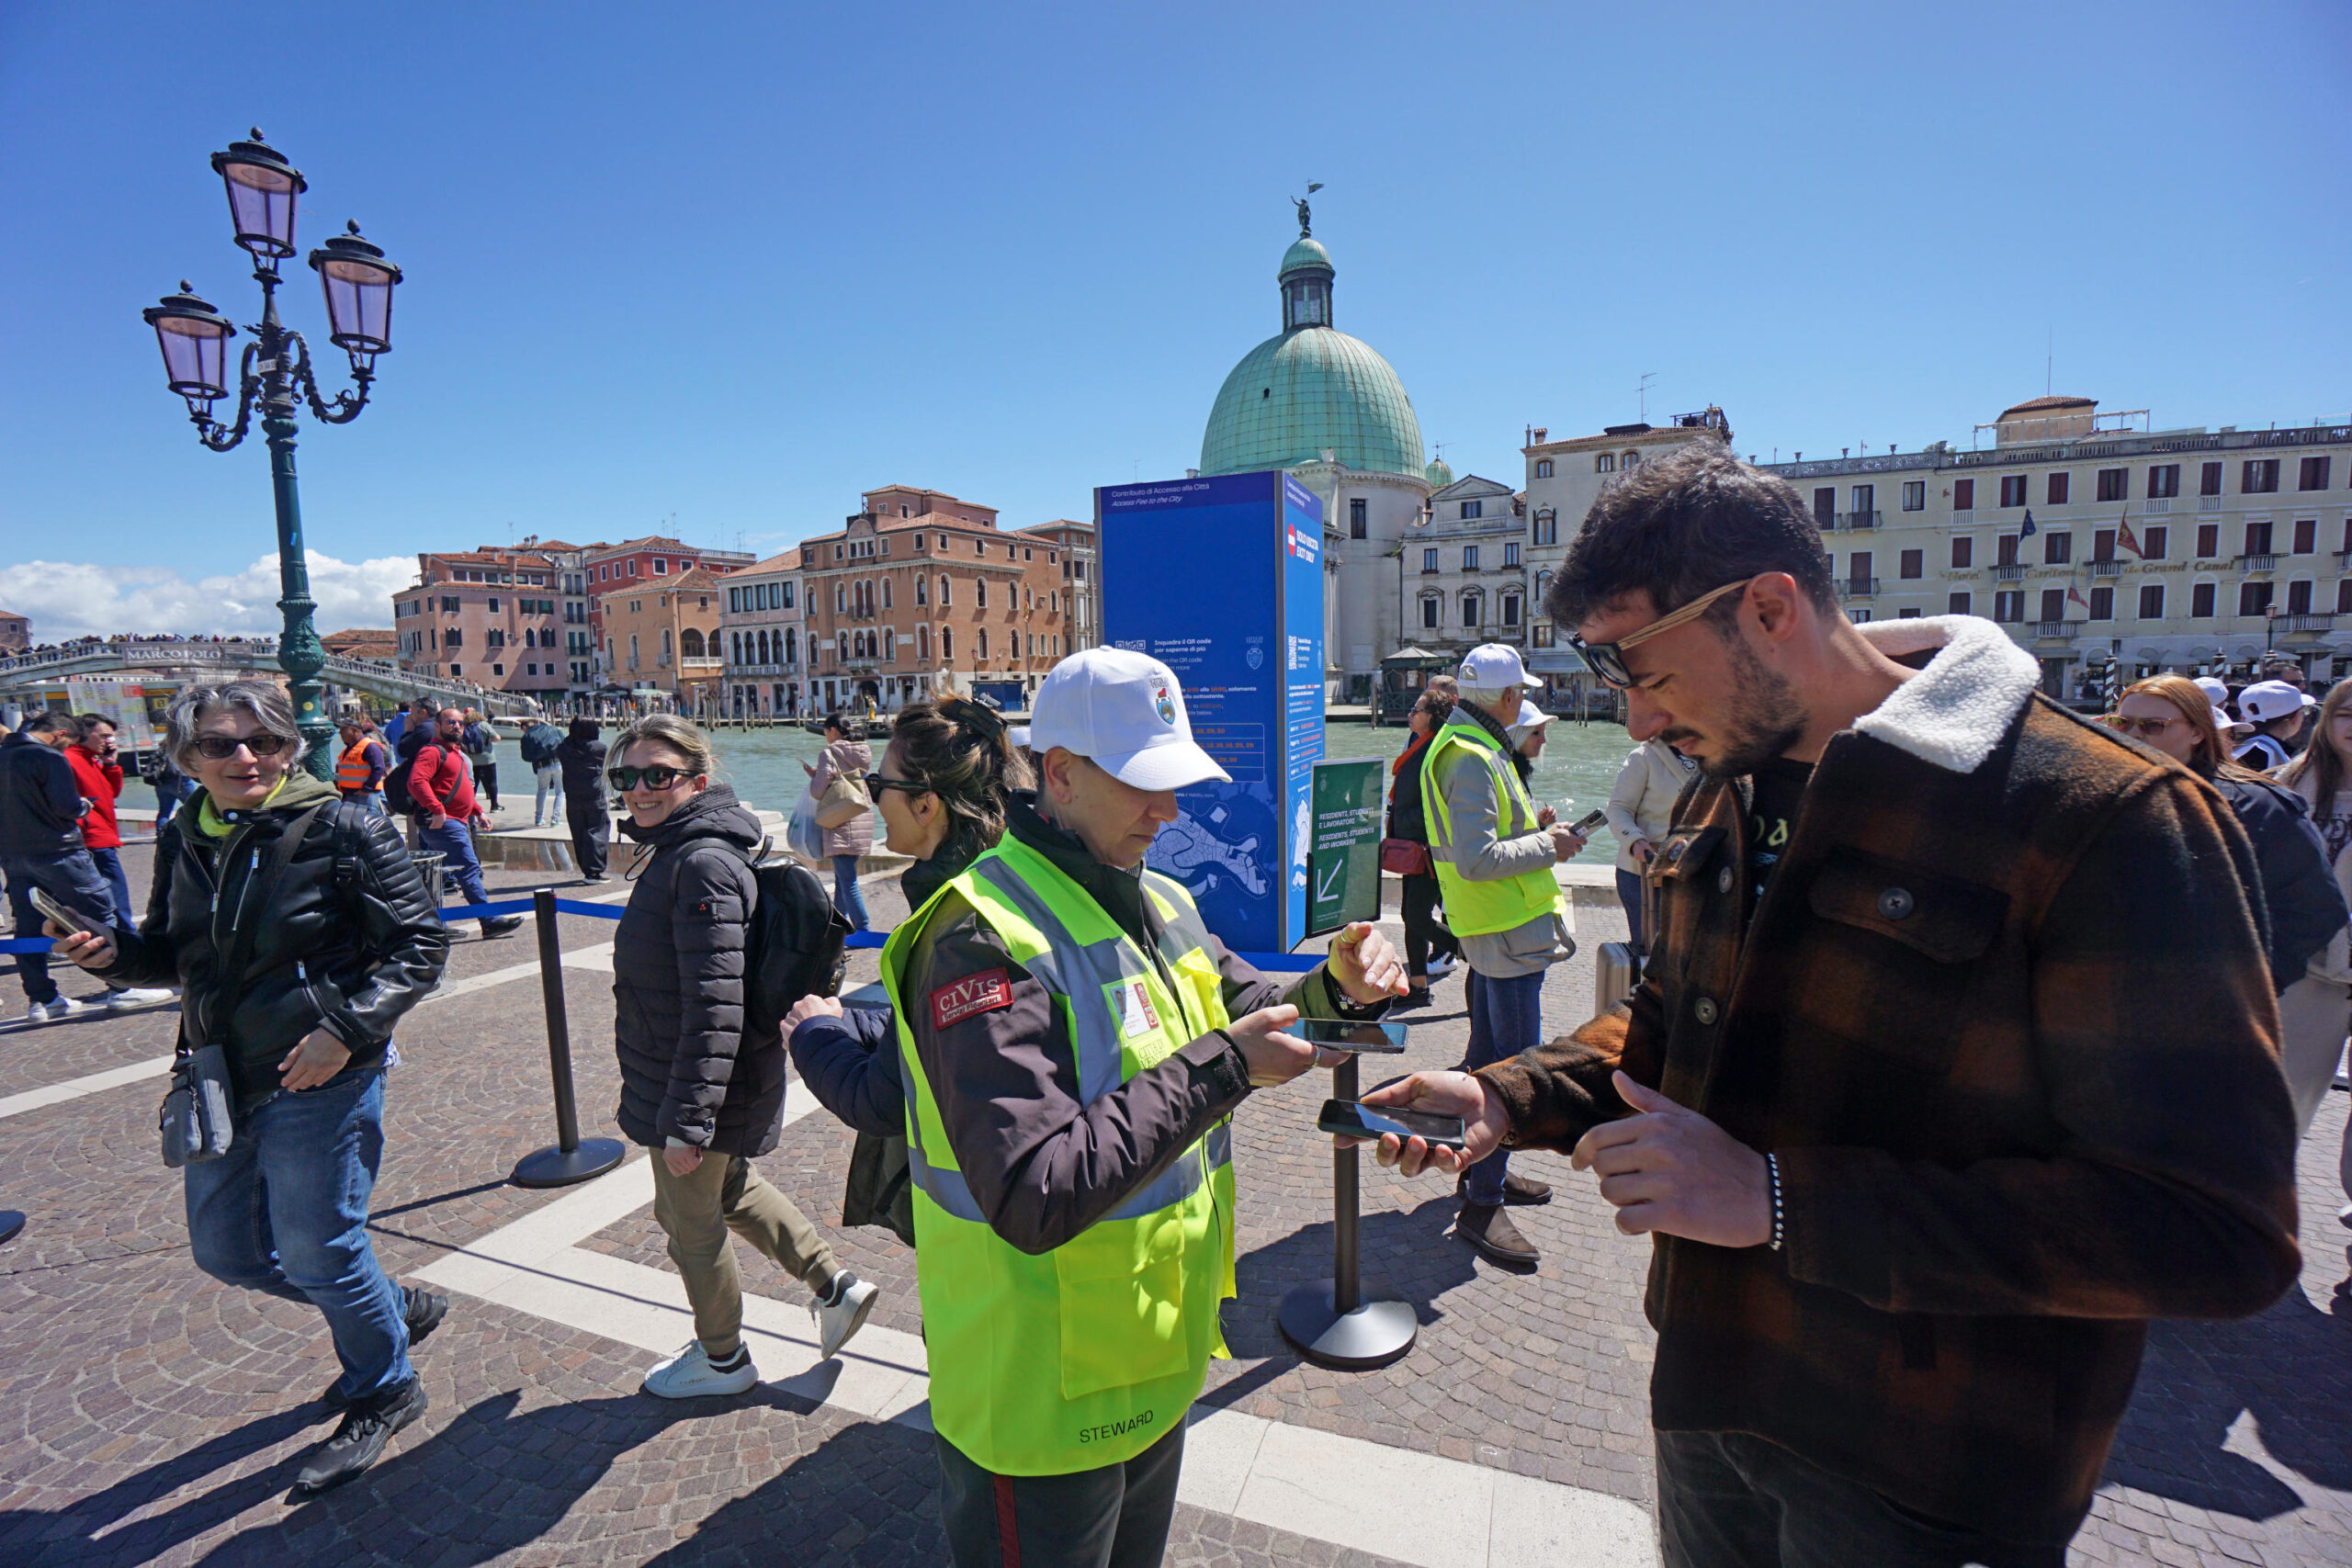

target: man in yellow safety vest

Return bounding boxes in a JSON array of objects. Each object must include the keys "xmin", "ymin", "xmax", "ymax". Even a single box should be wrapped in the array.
[
  {"xmin": 882, "ymin": 646, "xmax": 1408, "ymax": 1567},
  {"xmin": 1420, "ymin": 643, "xmax": 1586, "ymax": 1269}
]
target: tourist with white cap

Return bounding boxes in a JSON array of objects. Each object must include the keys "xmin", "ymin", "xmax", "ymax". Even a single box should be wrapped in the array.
[
  {"xmin": 1506, "ymin": 697, "xmax": 1557, "ymax": 789},
  {"xmin": 877, "ymin": 646, "xmax": 1408, "ymax": 1568},
  {"xmin": 1419, "ymin": 643, "xmax": 1585, "ymax": 1269},
  {"xmin": 2234, "ymin": 679, "xmax": 2311, "ymax": 770}
]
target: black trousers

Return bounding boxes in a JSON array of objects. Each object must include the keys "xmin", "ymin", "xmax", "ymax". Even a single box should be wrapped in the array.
[
  {"xmin": 1397, "ymin": 870, "xmax": 1457, "ymax": 976},
  {"xmin": 1657, "ymin": 1429, "xmax": 2069, "ymax": 1568},
  {"xmin": 935, "ymin": 1422, "xmax": 1184, "ymax": 1568},
  {"xmin": 565, "ymin": 795, "xmax": 607, "ymax": 878},
  {"xmin": 474, "ymin": 760, "xmax": 499, "ymax": 808}
]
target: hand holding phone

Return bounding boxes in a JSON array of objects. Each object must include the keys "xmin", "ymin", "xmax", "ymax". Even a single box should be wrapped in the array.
[
  {"xmin": 29, "ymin": 886, "xmax": 93, "ymax": 938},
  {"xmin": 1317, "ymin": 1097, "xmax": 1467, "ymax": 1151},
  {"xmin": 1569, "ymin": 808, "xmax": 1608, "ymax": 838},
  {"xmin": 1293, "ymin": 1020, "xmax": 1408, "ymax": 1054}
]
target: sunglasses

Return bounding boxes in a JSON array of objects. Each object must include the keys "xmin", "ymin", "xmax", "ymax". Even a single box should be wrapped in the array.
[
  {"xmin": 191, "ymin": 733, "xmax": 290, "ymax": 761},
  {"xmin": 863, "ymin": 771, "xmax": 933, "ymax": 797},
  {"xmin": 1568, "ymin": 578, "xmax": 1756, "ymax": 688},
  {"xmin": 607, "ymin": 764, "xmax": 694, "ymax": 792},
  {"xmin": 2108, "ymin": 715, "xmax": 2181, "ymax": 739}
]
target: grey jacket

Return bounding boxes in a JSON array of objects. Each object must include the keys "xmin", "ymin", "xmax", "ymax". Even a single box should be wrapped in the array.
[{"xmin": 1429, "ymin": 706, "xmax": 1574, "ymax": 977}]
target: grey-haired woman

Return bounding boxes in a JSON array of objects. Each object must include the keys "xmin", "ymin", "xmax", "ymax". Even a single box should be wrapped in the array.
[{"xmin": 49, "ymin": 682, "xmax": 450, "ymax": 1497}]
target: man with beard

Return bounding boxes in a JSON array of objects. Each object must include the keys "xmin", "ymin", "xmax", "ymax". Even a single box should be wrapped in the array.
[{"xmin": 1351, "ymin": 443, "xmax": 2299, "ymax": 1565}]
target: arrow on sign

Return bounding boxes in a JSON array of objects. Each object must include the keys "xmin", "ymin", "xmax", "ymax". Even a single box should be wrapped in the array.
[{"xmin": 1315, "ymin": 858, "xmax": 1345, "ymax": 903}]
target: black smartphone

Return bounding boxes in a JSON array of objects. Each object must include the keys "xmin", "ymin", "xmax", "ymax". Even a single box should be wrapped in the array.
[
  {"xmin": 1294, "ymin": 1020, "xmax": 1408, "ymax": 1054},
  {"xmin": 1568, "ymin": 808, "xmax": 1607, "ymax": 837},
  {"xmin": 29, "ymin": 887, "xmax": 94, "ymax": 938},
  {"xmin": 1317, "ymin": 1097, "xmax": 1467, "ymax": 1150}
]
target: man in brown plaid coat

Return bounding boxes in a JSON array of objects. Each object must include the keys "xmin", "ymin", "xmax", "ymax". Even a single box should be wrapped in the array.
[{"xmin": 1359, "ymin": 445, "xmax": 2302, "ymax": 1566}]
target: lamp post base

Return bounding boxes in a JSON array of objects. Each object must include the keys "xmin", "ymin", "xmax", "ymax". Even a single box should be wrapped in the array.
[
  {"xmin": 510, "ymin": 1138, "xmax": 627, "ymax": 1190},
  {"xmin": 1278, "ymin": 1280, "xmax": 1417, "ymax": 1371}
]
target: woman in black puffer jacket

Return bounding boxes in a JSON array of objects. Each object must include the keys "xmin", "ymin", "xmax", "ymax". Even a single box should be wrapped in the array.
[{"xmin": 606, "ymin": 715, "xmax": 877, "ymax": 1400}]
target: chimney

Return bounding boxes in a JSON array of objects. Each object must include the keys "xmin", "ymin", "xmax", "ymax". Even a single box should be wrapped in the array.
[{"xmin": 1532, "ymin": 427, "xmax": 1547, "ymax": 443}]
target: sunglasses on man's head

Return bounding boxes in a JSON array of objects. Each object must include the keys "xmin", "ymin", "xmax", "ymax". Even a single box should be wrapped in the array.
[
  {"xmin": 607, "ymin": 764, "xmax": 693, "ymax": 792},
  {"xmin": 191, "ymin": 733, "xmax": 290, "ymax": 760},
  {"xmin": 1568, "ymin": 577, "xmax": 1756, "ymax": 689},
  {"xmin": 863, "ymin": 771, "xmax": 932, "ymax": 797}
]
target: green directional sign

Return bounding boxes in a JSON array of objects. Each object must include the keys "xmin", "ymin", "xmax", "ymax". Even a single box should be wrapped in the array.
[{"xmin": 1306, "ymin": 758, "xmax": 1384, "ymax": 938}]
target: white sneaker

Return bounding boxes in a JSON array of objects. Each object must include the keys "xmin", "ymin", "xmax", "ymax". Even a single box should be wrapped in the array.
[
  {"xmin": 641, "ymin": 1341, "xmax": 759, "ymax": 1399},
  {"xmin": 107, "ymin": 988, "xmax": 175, "ymax": 1010},
  {"xmin": 814, "ymin": 1274, "xmax": 879, "ymax": 1360},
  {"xmin": 26, "ymin": 997, "xmax": 89, "ymax": 1024}
]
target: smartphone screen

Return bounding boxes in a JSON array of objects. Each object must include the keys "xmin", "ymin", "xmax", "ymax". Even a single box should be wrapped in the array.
[
  {"xmin": 1294, "ymin": 1020, "xmax": 1408, "ymax": 1053},
  {"xmin": 1317, "ymin": 1097, "xmax": 1467, "ymax": 1149},
  {"xmin": 1569, "ymin": 808, "xmax": 1607, "ymax": 837}
]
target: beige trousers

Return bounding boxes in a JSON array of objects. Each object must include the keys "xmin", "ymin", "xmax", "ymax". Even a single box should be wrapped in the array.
[
  {"xmin": 2275, "ymin": 973, "xmax": 2350, "ymax": 1138},
  {"xmin": 648, "ymin": 1151, "xmax": 841, "ymax": 1359}
]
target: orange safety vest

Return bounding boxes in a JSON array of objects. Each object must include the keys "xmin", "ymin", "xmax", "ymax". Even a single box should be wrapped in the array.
[{"xmin": 335, "ymin": 739, "xmax": 379, "ymax": 794}]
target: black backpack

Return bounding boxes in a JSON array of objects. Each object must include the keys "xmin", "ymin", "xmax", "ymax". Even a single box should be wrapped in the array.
[{"xmin": 717, "ymin": 840, "xmax": 851, "ymax": 1033}]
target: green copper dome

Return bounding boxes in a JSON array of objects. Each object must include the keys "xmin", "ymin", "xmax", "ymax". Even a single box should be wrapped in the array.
[
  {"xmin": 1200, "ymin": 233, "xmax": 1425, "ymax": 479},
  {"xmin": 1424, "ymin": 456, "xmax": 1454, "ymax": 488}
]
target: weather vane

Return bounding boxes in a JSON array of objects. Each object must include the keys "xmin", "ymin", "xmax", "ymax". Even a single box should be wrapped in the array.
[{"xmin": 1294, "ymin": 182, "xmax": 1323, "ymax": 238}]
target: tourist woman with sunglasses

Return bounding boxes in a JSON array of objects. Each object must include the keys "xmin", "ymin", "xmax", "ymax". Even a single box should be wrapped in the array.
[
  {"xmin": 605, "ymin": 715, "xmax": 879, "ymax": 1399},
  {"xmin": 782, "ymin": 698, "xmax": 1032, "ymax": 1242},
  {"xmin": 49, "ymin": 681, "xmax": 450, "ymax": 1497}
]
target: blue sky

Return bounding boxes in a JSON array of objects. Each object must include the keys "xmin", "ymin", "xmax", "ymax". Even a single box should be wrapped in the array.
[{"xmin": 3, "ymin": 0, "xmax": 2346, "ymax": 639}]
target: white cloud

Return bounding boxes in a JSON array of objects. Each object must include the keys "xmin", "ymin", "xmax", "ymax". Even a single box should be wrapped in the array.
[{"xmin": 0, "ymin": 552, "xmax": 420, "ymax": 644}]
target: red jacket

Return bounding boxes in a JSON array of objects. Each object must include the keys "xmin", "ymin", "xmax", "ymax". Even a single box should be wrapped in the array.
[
  {"xmin": 406, "ymin": 743, "xmax": 477, "ymax": 821},
  {"xmin": 64, "ymin": 745, "xmax": 123, "ymax": 851}
]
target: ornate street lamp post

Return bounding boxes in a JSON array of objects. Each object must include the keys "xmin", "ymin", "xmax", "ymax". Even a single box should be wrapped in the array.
[{"xmin": 141, "ymin": 130, "xmax": 402, "ymax": 779}]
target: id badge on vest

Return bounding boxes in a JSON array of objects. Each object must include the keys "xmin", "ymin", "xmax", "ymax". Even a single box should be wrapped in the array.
[{"xmin": 1106, "ymin": 976, "xmax": 1172, "ymax": 1066}]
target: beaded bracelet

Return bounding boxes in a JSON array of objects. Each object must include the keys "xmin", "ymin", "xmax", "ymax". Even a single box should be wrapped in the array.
[{"xmin": 1765, "ymin": 1152, "xmax": 1785, "ymax": 1252}]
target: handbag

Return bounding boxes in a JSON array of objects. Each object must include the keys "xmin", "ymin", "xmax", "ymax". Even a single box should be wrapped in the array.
[
  {"xmin": 1379, "ymin": 837, "xmax": 1431, "ymax": 876},
  {"xmin": 813, "ymin": 766, "xmax": 871, "ymax": 831}
]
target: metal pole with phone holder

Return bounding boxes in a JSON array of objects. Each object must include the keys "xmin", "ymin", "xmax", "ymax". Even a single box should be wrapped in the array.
[
  {"xmin": 1279, "ymin": 1050, "xmax": 1419, "ymax": 1370},
  {"xmin": 510, "ymin": 888, "xmax": 627, "ymax": 1188}
]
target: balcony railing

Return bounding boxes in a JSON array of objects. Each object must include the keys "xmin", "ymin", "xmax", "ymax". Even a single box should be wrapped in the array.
[
  {"xmin": 2030, "ymin": 621, "xmax": 2085, "ymax": 639},
  {"xmin": 2236, "ymin": 553, "xmax": 2278, "ymax": 572},
  {"xmin": 2145, "ymin": 497, "xmax": 2171, "ymax": 513},
  {"xmin": 2089, "ymin": 558, "xmax": 2125, "ymax": 576},
  {"xmin": 1837, "ymin": 577, "xmax": 1882, "ymax": 599},
  {"xmin": 2199, "ymin": 495, "xmax": 2222, "ymax": 511},
  {"xmin": 1994, "ymin": 562, "xmax": 2028, "ymax": 581},
  {"xmin": 2284, "ymin": 613, "xmax": 2336, "ymax": 634},
  {"xmin": 1839, "ymin": 511, "xmax": 1882, "ymax": 531}
]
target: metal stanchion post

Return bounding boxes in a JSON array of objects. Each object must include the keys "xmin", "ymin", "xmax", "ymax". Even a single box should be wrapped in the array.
[
  {"xmin": 511, "ymin": 887, "xmax": 626, "ymax": 1188},
  {"xmin": 1278, "ymin": 1053, "xmax": 1418, "ymax": 1370}
]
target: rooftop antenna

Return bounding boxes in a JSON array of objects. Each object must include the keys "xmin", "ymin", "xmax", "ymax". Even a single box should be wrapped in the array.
[{"xmin": 1638, "ymin": 372, "xmax": 1656, "ymax": 423}]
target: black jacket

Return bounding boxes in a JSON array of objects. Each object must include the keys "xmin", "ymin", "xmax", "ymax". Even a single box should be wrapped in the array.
[
  {"xmin": 2217, "ymin": 773, "xmax": 2348, "ymax": 990},
  {"xmin": 610, "ymin": 784, "xmax": 782, "ymax": 1153},
  {"xmin": 0, "ymin": 731, "xmax": 84, "ymax": 858},
  {"xmin": 1385, "ymin": 733, "xmax": 1435, "ymax": 845},
  {"xmin": 556, "ymin": 736, "xmax": 607, "ymax": 804},
  {"xmin": 103, "ymin": 773, "xmax": 450, "ymax": 1109}
]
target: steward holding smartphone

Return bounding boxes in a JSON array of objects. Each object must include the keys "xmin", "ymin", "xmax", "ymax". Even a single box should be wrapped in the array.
[{"xmin": 880, "ymin": 649, "xmax": 1405, "ymax": 1568}]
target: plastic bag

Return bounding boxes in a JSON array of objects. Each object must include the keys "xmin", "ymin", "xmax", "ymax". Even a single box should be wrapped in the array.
[{"xmin": 786, "ymin": 784, "xmax": 825, "ymax": 863}]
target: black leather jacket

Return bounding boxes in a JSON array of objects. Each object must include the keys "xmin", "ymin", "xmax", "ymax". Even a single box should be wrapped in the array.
[{"xmin": 104, "ymin": 775, "xmax": 450, "ymax": 1109}]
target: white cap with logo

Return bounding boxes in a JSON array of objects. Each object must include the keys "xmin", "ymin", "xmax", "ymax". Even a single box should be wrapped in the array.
[
  {"xmin": 1030, "ymin": 647, "xmax": 1231, "ymax": 791},
  {"xmin": 2240, "ymin": 680, "xmax": 2306, "ymax": 724},
  {"xmin": 1457, "ymin": 643, "xmax": 1532, "ymax": 691}
]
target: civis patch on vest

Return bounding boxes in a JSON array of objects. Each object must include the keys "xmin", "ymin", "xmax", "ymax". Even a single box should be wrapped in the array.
[{"xmin": 931, "ymin": 969, "xmax": 1012, "ymax": 1030}]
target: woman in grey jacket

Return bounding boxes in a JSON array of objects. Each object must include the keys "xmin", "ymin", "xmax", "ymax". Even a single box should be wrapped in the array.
[{"xmin": 606, "ymin": 715, "xmax": 878, "ymax": 1399}]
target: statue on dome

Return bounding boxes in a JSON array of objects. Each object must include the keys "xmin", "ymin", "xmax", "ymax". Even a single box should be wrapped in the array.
[{"xmin": 1293, "ymin": 181, "xmax": 1322, "ymax": 237}]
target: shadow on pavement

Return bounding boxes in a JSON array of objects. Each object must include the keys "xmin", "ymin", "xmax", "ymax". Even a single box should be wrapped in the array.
[
  {"xmin": 2100, "ymin": 1265, "xmax": 2352, "ymax": 1519},
  {"xmin": 1217, "ymin": 1190, "xmax": 1478, "ymax": 1361}
]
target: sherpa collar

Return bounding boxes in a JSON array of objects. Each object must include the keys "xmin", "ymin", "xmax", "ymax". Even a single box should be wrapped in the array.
[{"xmin": 1849, "ymin": 615, "xmax": 2042, "ymax": 775}]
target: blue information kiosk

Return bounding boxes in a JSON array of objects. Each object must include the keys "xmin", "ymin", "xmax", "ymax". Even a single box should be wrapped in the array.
[{"xmin": 1098, "ymin": 468, "xmax": 1419, "ymax": 1371}]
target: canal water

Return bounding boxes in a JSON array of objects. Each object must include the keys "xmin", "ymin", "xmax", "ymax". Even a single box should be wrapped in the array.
[{"xmin": 116, "ymin": 716, "xmax": 1649, "ymax": 863}]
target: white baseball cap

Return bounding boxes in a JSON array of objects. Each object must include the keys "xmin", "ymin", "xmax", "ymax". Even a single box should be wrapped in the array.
[
  {"xmin": 2192, "ymin": 676, "xmax": 2228, "ymax": 706},
  {"xmin": 1030, "ymin": 647, "xmax": 1230, "ymax": 791},
  {"xmin": 2239, "ymin": 679, "xmax": 2304, "ymax": 724},
  {"xmin": 1508, "ymin": 700, "xmax": 1554, "ymax": 747},
  {"xmin": 1458, "ymin": 643, "xmax": 1532, "ymax": 690}
]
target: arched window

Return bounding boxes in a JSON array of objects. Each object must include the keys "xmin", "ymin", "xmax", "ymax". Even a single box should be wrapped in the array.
[
  {"xmin": 1596, "ymin": 454, "xmax": 1615, "ymax": 473},
  {"xmin": 1534, "ymin": 458, "xmax": 1553, "ymax": 479},
  {"xmin": 1623, "ymin": 450, "xmax": 1640, "ymax": 468},
  {"xmin": 1461, "ymin": 591, "xmax": 1483, "ymax": 627},
  {"xmin": 917, "ymin": 624, "xmax": 930, "ymax": 662},
  {"xmin": 681, "ymin": 628, "xmax": 704, "ymax": 659},
  {"xmin": 939, "ymin": 575, "xmax": 952, "ymax": 607},
  {"xmin": 915, "ymin": 575, "xmax": 928, "ymax": 605},
  {"xmin": 661, "ymin": 628, "xmax": 673, "ymax": 663},
  {"xmin": 1419, "ymin": 593, "xmax": 1442, "ymax": 630},
  {"xmin": 784, "ymin": 628, "xmax": 797, "ymax": 663},
  {"xmin": 882, "ymin": 627, "xmax": 895, "ymax": 661},
  {"xmin": 729, "ymin": 631, "xmax": 743, "ymax": 664},
  {"xmin": 976, "ymin": 578, "xmax": 988, "ymax": 610},
  {"xmin": 835, "ymin": 584, "xmax": 847, "ymax": 613},
  {"xmin": 836, "ymin": 633, "xmax": 848, "ymax": 663},
  {"xmin": 882, "ymin": 579, "xmax": 893, "ymax": 611},
  {"xmin": 941, "ymin": 626, "xmax": 954, "ymax": 662},
  {"xmin": 978, "ymin": 628, "xmax": 989, "ymax": 660}
]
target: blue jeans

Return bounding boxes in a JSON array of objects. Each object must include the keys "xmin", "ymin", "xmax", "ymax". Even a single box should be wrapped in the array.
[
  {"xmin": 831, "ymin": 855, "xmax": 870, "ymax": 931},
  {"xmin": 153, "ymin": 774, "xmax": 190, "ymax": 829},
  {"xmin": 1616, "ymin": 868, "xmax": 1646, "ymax": 954},
  {"xmin": 1463, "ymin": 968, "xmax": 1544, "ymax": 1205},
  {"xmin": 183, "ymin": 1066, "xmax": 414, "ymax": 1404},
  {"xmin": 90, "ymin": 846, "xmax": 134, "ymax": 927},
  {"xmin": 415, "ymin": 818, "xmax": 489, "ymax": 908},
  {"xmin": 4, "ymin": 849, "xmax": 115, "ymax": 1007}
]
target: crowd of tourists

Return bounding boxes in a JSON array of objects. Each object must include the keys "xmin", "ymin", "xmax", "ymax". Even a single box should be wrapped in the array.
[{"xmin": 8, "ymin": 442, "xmax": 2351, "ymax": 1566}]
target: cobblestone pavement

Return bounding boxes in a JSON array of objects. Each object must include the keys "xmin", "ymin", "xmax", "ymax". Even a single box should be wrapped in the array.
[{"xmin": 3, "ymin": 844, "xmax": 2348, "ymax": 1564}]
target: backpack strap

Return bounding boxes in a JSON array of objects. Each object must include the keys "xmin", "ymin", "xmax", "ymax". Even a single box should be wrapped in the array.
[{"xmin": 329, "ymin": 799, "xmax": 368, "ymax": 895}]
